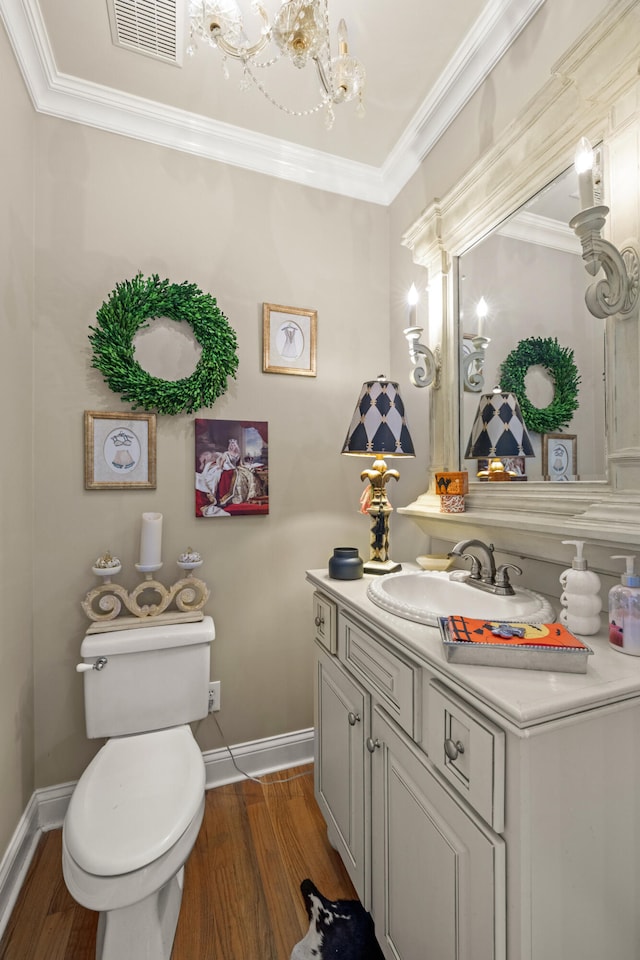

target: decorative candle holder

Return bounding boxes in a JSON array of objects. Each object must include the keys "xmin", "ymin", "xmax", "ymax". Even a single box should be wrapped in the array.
[
  {"xmin": 569, "ymin": 205, "xmax": 640, "ymax": 319},
  {"xmin": 403, "ymin": 326, "xmax": 441, "ymax": 389},
  {"xmin": 82, "ymin": 549, "xmax": 210, "ymax": 625}
]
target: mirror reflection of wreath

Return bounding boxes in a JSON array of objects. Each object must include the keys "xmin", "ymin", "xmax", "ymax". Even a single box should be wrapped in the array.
[
  {"xmin": 499, "ymin": 336, "xmax": 580, "ymax": 434},
  {"xmin": 89, "ymin": 274, "xmax": 239, "ymax": 416}
]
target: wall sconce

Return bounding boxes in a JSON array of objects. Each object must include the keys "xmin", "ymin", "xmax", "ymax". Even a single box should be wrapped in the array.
[
  {"xmin": 403, "ymin": 284, "xmax": 441, "ymax": 388},
  {"xmin": 569, "ymin": 137, "xmax": 640, "ymax": 320},
  {"xmin": 462, "ymin": 297, "xmax": 491, "ymax": 392}
]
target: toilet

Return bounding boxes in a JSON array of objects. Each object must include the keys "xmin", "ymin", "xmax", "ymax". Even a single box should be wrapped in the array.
[{"xmin": 62, "ymin": 616, "xmax": 215, "ymax": 960}]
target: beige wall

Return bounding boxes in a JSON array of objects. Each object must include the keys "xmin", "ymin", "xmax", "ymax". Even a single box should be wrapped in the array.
[
  {"xmin": 30, "ymin": 116, "xmax": 407, "ymax": 787},
  {"xmin": 0, "ymin": 22, "xmax": 36, "ymax": 855}
]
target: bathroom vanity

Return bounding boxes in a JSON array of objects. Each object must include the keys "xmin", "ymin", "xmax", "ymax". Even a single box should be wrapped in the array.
[{"xmin": 307, "ymin": 568, "xmax": 640, "ymax": 960}]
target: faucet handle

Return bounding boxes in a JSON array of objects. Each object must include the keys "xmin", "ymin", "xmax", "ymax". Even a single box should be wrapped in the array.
[
  {"xmin": 459, "ymin": 553, "xmax": 482, "ymax": 580},
  {"xmin": 495, "ymin": 562, "xmax": 522, "ymax": 590}
]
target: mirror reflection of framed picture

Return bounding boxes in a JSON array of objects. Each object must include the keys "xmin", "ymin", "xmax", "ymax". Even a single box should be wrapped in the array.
[
  {"xmin": 542, "ymin": 433, "xmax": 578, "ymax": 482},
  {"xmin": 262, "ymin": 303, "xmax": 317, "ymax": 377}
]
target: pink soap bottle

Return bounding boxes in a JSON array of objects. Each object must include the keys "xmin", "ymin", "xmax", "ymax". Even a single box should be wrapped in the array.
[{"xmin": 609, "ymin": 555, "xmax": 640, "ymax": 655}]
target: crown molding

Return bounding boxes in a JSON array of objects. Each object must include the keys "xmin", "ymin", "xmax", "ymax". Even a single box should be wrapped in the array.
[
  {"xmin": 1, "ymin": 0, "xmax": 545, "ymax": 206},
  {"xmin": 497, "ymin": 211, "xmax": 580, "ymax": 254}
]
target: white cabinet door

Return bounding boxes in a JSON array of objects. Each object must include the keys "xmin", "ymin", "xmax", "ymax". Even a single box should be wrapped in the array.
[
  {"xmin": 314, "ymin": 649, "xmax": 370, "ymax": 905},
  {"xmin": 370, "ymin": 706, "xmax": 505, "ymax": 960}
]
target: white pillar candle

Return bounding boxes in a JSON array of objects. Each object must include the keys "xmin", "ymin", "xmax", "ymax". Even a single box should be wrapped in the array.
[{"xmin": 140, "ymin": 512, "xmax": 163, "ymax": 566}]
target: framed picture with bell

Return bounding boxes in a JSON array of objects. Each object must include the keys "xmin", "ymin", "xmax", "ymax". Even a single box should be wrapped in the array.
[
  {"xmin": 84, "ymin": 411, "xmax": 156, "ymax": 490},
  {"xmin": 262, "ymin": 303, "xmax": 317, "ymax": 377},
  {"xmin": 542, "ymin": 433, "xmax": 578, "ymax": 481}
]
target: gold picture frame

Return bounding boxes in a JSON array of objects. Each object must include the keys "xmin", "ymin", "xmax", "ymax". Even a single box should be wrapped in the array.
[
  {"xmin": 262, "ymin": 303, "xmax": 317, "ymax": 377},
  {"xmin": 84, "ymin": 411, "xmax": 157, "ymax": 490}
]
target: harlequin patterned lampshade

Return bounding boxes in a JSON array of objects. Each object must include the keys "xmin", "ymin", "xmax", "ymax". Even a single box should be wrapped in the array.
[
  {"xmin": 464, "ymin": 390, "xmax": 535, "ymax": 459},
  {"xmin": 341, "ymin": 376, "xmax": 415, "ymax": 457}
]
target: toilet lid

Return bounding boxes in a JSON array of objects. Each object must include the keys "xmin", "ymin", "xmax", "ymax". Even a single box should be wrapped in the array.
[{"xmin": 65, "ymin": 725, "xmax": 205, "ymax": 876}]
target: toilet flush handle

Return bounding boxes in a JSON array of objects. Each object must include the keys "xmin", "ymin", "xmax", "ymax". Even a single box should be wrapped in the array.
[{"xmin": 76, "ymin": 657, "xmax": 108, "ymax": 673}]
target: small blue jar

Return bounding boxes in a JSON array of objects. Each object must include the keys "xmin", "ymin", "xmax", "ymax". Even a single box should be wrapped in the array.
[{"xmin": 328, "ymin": 547, "xmax": 364, "ymax": 581}]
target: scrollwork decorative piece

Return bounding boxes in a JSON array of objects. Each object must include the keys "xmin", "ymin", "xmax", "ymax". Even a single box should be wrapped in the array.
[
  {"xmin": 404, "ymin": 326, "xmax": 441, "ymax": 388},
  {"xmin": 569, "ymin": 206, "xmax": 640, "ymax": 320},
  {"xmin": 462, "ymin": 336, "xmax": 491, "ymax": 392},
  {"xmin": 82, "ymin": 551, "xmax": 210, "ymax": 625}
]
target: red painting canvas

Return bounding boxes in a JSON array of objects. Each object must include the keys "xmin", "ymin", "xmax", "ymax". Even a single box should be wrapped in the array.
[{"xmin": 195, "ymin": 419, "xmax": 269, "ymax": 517}]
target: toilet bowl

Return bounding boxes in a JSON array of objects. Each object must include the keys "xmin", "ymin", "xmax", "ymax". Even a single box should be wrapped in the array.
[
  {"xmin": 62, "ymin": 725, "xmax": 205, "ymax": 960},
  {"xmin": 63, "ymin": 617, "xmax": 214, "ymax": 959}
]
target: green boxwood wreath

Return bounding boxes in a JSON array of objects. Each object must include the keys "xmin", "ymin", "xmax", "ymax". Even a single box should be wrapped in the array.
[
  {"xmin": 499, "ymin": 336, "xmax": 580, "ymax": 434},
  {"xmin": 89, "ymin": 274, "xmax": 239, "ymax": 415}
]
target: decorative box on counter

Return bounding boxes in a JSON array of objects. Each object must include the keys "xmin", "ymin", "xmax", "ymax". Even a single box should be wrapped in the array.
[
  {"xmin": 438, "ymin": 616, "xmax": 593, "ymax": 673},
  {"xmin": 435, "ymin": 471, "xmax": 469, "ymax": 513}
]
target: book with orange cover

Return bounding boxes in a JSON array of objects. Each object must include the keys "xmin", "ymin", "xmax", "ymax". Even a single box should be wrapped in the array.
[{"xmin": 439, "ymin": 616, "xmax": 593, "ymax": 673}]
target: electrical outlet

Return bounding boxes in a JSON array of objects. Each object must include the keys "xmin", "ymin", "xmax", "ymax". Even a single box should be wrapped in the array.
[{"xmin": 208, "ymin": 680, "xmax": 221, "ymax": 713}]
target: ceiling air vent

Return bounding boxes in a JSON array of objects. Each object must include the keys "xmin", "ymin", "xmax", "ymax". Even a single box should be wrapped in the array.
[{"xmin": 107, "ymin": 0, "xmax": 184, "ymax": 66}]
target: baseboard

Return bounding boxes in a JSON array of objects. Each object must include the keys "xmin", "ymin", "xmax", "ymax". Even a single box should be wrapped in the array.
[
  {"xmin": 0, "ymin": 794, "xmax": 40, "ymax": 943},
  {"xmin": 0, "ymin": 727, "xmax": 315, "ymax": 941},
  {"xmin": 203, "ymin": 727, "xmax": 314, "ymax": 789}
]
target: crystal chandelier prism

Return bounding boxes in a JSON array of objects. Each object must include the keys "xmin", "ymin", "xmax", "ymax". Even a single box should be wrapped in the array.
[{"xmin": 187, "ymin": 0, "xmax": 366, "ymax": 128}]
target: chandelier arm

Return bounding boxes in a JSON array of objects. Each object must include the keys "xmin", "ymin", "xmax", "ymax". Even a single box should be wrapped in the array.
[
  {"xmin": 210, "ymin": 26, "xmax": 270, "ymax": 61},
  {"xmin": 314, "ymin": 56, "xmax": 332, "ymax": 98}
]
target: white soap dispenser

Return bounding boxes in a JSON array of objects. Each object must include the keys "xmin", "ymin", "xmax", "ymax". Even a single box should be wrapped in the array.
[
  {"xmin": 559, "ymin": 540, "xmax": 602, "ymax": 635},
  {"xmin": 609, "ymin": 556, "xmax": 640, "ymax": 655}
]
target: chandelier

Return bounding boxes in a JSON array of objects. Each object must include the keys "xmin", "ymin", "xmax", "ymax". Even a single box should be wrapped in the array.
[{"xmin": 187, "ymin": 0, "xmax": 366, "ymax": 128}]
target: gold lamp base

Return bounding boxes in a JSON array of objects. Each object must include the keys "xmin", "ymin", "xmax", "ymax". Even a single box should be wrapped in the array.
[
  {"xmin": 477, "ymin": 458, "xmax": 515, "ymax": 481},
  {"xmin": 361, "ymin": 458, "xmax": 402, "ymax": 574}
]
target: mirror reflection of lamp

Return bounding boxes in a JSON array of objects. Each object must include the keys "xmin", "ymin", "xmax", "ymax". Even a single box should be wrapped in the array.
[
  {"xmin": 462, "ymin": 297, "xmax": 491, "ymax": 392},
  {"xmin": 465, "ymin": 388, "xmax": 534, "ymax": 481},
  {"xmin": 403, "ymin": 284, "xmax": 440, "ymax": 388}
]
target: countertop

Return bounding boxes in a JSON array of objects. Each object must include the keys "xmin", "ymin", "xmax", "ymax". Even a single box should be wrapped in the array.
[{"xmin": 306, "ymin": 566, "xmax": 640, "ymax": 730}]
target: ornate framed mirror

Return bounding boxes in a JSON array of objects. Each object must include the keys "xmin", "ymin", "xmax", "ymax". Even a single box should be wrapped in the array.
[{"xmin": 400, "ymin": 0, "xmax": 640, "ymax": 556}]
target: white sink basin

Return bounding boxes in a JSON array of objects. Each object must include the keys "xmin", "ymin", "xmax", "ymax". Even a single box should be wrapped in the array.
[{"xmin": 367, "ymin": 571, "xmax": 554, "ymax": 627}]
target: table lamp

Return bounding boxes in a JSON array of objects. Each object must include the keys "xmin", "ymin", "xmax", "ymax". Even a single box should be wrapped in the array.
[
  {"xmin": 464, "ymin": 389, "xmax": 534, "ymax": 480},
  {"xmin": 341, "ymin": 375, "xmax": 415, "ymax": 573}
]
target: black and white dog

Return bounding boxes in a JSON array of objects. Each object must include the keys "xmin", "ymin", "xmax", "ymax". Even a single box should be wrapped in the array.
[{"xmin": 290, "ymin": 879, "xmax": 384, "ymax": 960}]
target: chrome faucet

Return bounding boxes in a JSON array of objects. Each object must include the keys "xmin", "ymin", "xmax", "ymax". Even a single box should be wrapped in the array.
[{"xmin": 448, "ymin": 539, "xmax": 522, "ymax": 596}]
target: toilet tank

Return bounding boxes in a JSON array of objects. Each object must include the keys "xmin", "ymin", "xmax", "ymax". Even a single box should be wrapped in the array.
[{"xmin": 79, "ymin": 616, "xmax": 215, "ymax": 739}]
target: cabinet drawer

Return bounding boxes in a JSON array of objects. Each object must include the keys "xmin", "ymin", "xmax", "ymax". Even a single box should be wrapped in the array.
[
  {"xmin": 313, "ymin": 591, "xmax": 337, "ymax": 654},
  {"xmin": 340, "ymin": 614, "xmax": 419, "ymax": 738},
  {"xmin": 427, "ymin": 680, "xmax": 505, "ymax": 832}
]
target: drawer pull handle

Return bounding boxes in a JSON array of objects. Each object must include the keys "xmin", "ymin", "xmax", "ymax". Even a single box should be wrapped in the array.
[
  {"xmin": 348, "ymin": 712, "xmax": 361, "ymax": 726},
  {"xmin": 314, "ymin": 615, "xmax": 324, "ymax": 627},
  {"xmin": 366, "ymin": 737, "xmax": 381, "ymax": 753},
  {"xmin": 444, "ymin": 738, "xmax": 465, "ymax": 761}
]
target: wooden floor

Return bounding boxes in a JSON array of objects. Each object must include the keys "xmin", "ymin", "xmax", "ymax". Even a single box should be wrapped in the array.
[{"xmin": 0, "ymin": 764, "xmax": 357, "ymax": 960}]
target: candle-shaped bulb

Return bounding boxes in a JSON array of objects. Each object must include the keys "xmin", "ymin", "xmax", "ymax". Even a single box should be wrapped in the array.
[
  {"xmin": 337, "ymin": 18, "xmax": 349, "ymax": 55},
  {"xmin": 476, "ymin": 296, "xmax": 488, "ymax": 336},
  {"xmin": 575, "ymin": 137, "xmax": 595, "ymax": 210},
  {"xmin": 407, "ymin": 283, "xmax": 419, "ymax": 327}
]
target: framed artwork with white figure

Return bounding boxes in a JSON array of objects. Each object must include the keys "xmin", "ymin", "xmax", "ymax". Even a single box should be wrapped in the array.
[
  {"xmin": 195, "ymin": 418, "xmax": 269, "ymax": 517},
  {"xmin": 262, "ymin": 303, "xmax": 317, "ymax": 376},
  {"xmin": 542, "ymin": 433, "xmax": 578, "ymax": 481}
]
